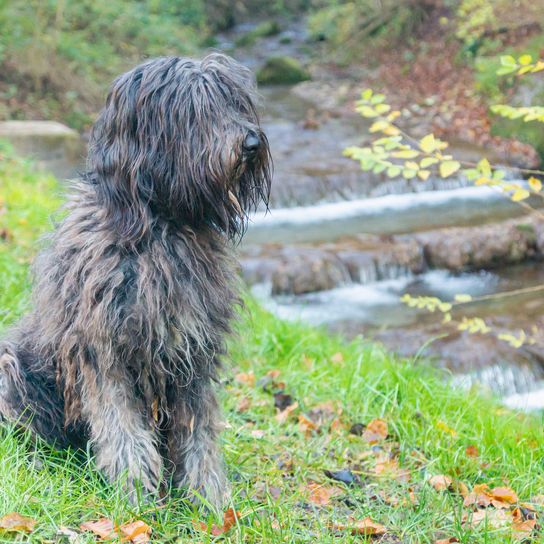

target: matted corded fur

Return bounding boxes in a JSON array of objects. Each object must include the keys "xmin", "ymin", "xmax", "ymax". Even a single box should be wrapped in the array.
[{"xmin": 0, "ymin": 53, "xmax": 271, "ymax": 506}]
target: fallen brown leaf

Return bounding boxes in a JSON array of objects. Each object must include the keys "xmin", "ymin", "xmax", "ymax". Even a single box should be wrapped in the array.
[
  {"xmin": 120, "ymin": 520, "xmax": 152, "ymax": 544},
  {"xmin": 465, "ymin": 445, "xmax": 479, "ymax": 458},
  {"xmin": 363, "ymin": 418, "xmax": 388, "ymax": 443},
  {"xmin": 374, "ymin": 456, "xmax": 411, "ymax": 482},
  {"xmin": 298, "ymin": 414, "xmax": 319, "ymax": 436},
  {"xmin": 236, "ymin": 396, "xmax": 252, "ymax": 413},
  {"xmin": 463, "ymin": 484, "xmax": 493, "ymax": 508},
  {"xmin": 0, "ymin": 512, "xmax": 36, "ymax": 533},
  {"xmin": 80, "ymin": 518, "xmax": 117, "ymax": 540},
  {"xmin": 463, "ymin": 508, "xmax": 511, "ymax": 530},
  {"xmin": 491, "ymin": 487, "xmax": 519, "ymax": 506},
  {"xmin": 235, "ymin": 371, "xmax": 255, "ymax": 387},
  {"xmin": 275, "ymin": 401, "xmax": 299, "ymax": 424},
  {"xmin": 251, "ymin": 429, "xmax": 265, "ymax": 439},
  {"xmin": 429, "ymin": 475, "xmax": 453, "ymax": 491},
  {"xmin": 331, "ymin": 352, "xmax": 344, "ymax": 365},
  {"xmin": 435, "ymin": 538, "xmax": 459, "ymax": 544},
  {"xmin": 512, "ymin": 507, "xmax": 537, "ymax": 541},
  {"xmin": 195, "ymin": 509, "xmax": 240, "ymax": 536},
  {"xmin": 331, "ymin": 517, "xmax": 387, "ymax": 536},
  {"xmin": 304, "ymin": 482, "xmax": 343, "ymax": 506}
]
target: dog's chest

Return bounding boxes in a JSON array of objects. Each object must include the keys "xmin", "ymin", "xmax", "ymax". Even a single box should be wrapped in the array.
[{"xmin": 127, "ymin": 233, "xmax": 237, "ymax": 370}]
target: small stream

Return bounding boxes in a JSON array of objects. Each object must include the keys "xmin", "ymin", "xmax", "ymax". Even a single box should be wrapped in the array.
[{"xmin": 217, "ymin": 19, "xmax": 544, "ymax": 409}]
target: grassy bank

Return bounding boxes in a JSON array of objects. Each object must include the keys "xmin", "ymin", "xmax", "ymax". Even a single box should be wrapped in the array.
[{"xmin": 1, "ymin": 151, "xmax": 544, "ymax": 543}]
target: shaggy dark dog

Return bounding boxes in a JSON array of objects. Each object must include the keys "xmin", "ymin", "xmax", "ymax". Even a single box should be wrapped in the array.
[{"xmin": 0, "ymin": 54, "xmax": 271, "ymax": 506}]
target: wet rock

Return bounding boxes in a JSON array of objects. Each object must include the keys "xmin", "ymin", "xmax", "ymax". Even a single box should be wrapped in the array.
[
  {"xmin": 240, "ymin": 236, "xmax": 425, "ymax": 295},
  {"xmin": 270, "ymin": 247, "xmax": 350, "ymax": 295},
  {"xmin": 413, "ymin": 217, "xmax": 541, "ymax": 270},
  {"xmin": 257, "ymin": 56, "xmax": 311, "ymax": 85},
  {"xmin": 0, "ymin": 121, "xmax": 85, "ymax": 179}
]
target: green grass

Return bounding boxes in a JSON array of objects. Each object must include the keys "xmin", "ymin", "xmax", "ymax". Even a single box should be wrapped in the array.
[{"xmin": 1, "ymin": 148, "xmax": 544, "ymax": 543}]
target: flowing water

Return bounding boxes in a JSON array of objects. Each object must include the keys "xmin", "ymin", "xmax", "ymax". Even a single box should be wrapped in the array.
[{"xmin": 215, "ymin": 20, "xmax": 544, "ymax": 409}]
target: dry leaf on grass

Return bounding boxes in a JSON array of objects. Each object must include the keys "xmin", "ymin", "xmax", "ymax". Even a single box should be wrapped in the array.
[
  {"xmin": 331, "ymin": 517, "xmax": 387, "ymax": 536},
  {"xmin": 236, "ymin": 396, "xmax": 252, "ymax": 412},
  {"xmin": 491, "ymin": 487, "xmax": 519, "ymax": 505},
  {"xmin": 435, "ymin": 538, "xmax": 459, "ymax": 544},
  {"xmin": 465, "ymin": 445, "xmax": 479, "ymax": 458},
  {"xmin": 235, "ymin": 371, "xmax": 255, "ymax": 386},
  {"xmin": 428, "ymin": 475, "xmax": 468, "ymax": 497},
  {"xmin": 119, "ymin": 520, "xmax": 152, "ymax": 544},
  {"xmin": 512, "ymin": 510, "xmax": 537, "ymax": 541},
  {"xmin": 374, "ymin": 456, "xmax": 411, "ymax": 482},
  {"xmin": 331, "ymin": 352, "xmax": 344, "ymax": 365},
  {"xmin": 303, "ymin": 482, "xmax": 344, "ymax": 506},
  {"xmin": 275, "ymin": 401, "xmax": 299, "ymax": 424},
  {"xmin": 429, "ymin": 475, "xmax": 453, "ymax": 491},
  {"xmin": 195, "ymin": 508, "xmax": 240, "ymax": 536},
  {"xmin": 363, "ymin": 418, "xmax": 388, "ymax": 443},
  {"xmin": 464, "ymin": 484, "xmax": 519, "ymax": 509},
  {"xmin": 80, "ymin": 518, "xmax": 117, "ymax": 540},
  {"xmin": 463, "ymin": 508, "xmax": 512, "ymax": 530},
  {"xmin": 80, "ymin": 518, "xmax": 151, "ymax": 543},
  {"xmin": 298, "ymin": 414, "xmax": 319, "ymax": 435},
  {"xmin": 0, "ymin": 512, "xmax": 36, "ymax": 533}
]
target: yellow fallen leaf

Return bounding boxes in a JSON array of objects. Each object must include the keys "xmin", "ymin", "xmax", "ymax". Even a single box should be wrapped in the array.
[{"xmin": 0, "ymin": 512, "xmax": 36, "ymax": 533}]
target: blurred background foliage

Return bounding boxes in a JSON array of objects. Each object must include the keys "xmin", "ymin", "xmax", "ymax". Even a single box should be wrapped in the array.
[{"xmin": 0, "ymin": 0, "xmax": 542, "ymax": 148}]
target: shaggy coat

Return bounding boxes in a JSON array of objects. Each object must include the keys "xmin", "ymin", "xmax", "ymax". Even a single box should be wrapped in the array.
[{"xmin": 0, "ymin": 54, "xmax": 271, "ymax": 505}]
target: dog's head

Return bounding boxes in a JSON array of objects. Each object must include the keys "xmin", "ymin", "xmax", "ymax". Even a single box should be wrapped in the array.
[{"xmin": 87, "ymin": 54, "xmax": 272, "ymax": 241}]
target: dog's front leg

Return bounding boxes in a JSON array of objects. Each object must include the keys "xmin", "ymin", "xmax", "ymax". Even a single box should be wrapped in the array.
[
  {"xmin": 167, "ymin": 380, "xmax": 228, "ymax": 509},
  {"xmin": 80, "ymin": 371, "xmax": 163, "ymax": 503}
]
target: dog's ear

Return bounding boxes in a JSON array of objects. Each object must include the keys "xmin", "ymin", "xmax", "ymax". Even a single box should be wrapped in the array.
[{"xmin": 87, "ymin": 64, "xmax": 154, "ymax": 242}]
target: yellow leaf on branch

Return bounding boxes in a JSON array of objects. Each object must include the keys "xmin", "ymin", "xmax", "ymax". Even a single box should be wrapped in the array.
[
  {"xmin": 528, "ymin": 177, "xmax": 542, "ymax": 192},
  {"xmin": 511, "ymin": 188, "xmax": 530, "ymax": 202},
  {"xmin": 392, "ymin": 149, "xmax": 420, "ymax": 159},
  {"xmin": 439, "ymin": 160, "xmax": 461, "ymax": 178}
]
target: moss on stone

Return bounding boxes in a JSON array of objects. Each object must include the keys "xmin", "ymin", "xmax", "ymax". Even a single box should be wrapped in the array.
[{"xmin": 257, "ymin": 56, "xmax": 310, "ymax": 85}]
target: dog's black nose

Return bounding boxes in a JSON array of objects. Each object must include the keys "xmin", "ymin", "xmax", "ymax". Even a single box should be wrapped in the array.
[{"xmin": 243, "ymin": 132, "xmax": 260, "ymax": 154}]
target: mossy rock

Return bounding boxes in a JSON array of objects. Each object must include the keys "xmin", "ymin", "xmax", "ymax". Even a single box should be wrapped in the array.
[
  {"xmin": 257, "ymin": 56, "xmax": 311, "ymax": 85},
  {"xmin": 235, "ymin": 20, "xmax": 281, "ymax": 47}
]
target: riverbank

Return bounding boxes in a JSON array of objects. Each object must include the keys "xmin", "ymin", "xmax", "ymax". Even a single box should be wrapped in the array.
[{"xmin": 1, "ymin": 144, "xmax": 544, "ymax": 543}]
